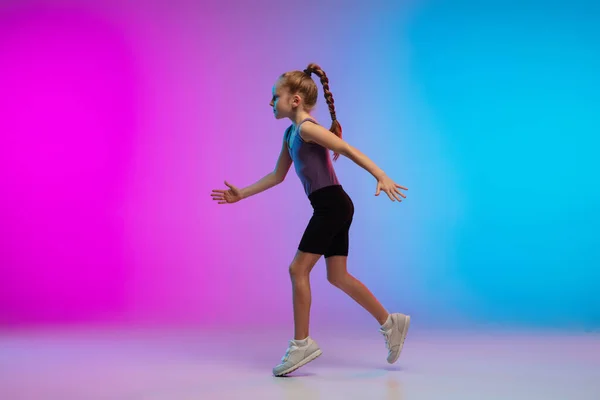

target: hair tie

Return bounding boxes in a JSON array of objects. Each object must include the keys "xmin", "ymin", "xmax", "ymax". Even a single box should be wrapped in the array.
[{"xmin": 303, "ymin": 68, "xmax": 312, "ymax": 77}]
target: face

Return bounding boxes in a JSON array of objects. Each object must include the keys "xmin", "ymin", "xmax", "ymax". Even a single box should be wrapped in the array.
[{"xmin": 269, "ymin": 80, "xmax": 299, "ymax": 119}]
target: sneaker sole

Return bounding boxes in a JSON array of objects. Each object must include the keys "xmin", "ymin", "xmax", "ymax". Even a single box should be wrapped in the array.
[
  {"xmin": 273, "ymin": 348, "xmax": 323, "ymax": 377},
  {"xmin": 388, "ymin": 314, "xmax": 410, "ymax": 364}
]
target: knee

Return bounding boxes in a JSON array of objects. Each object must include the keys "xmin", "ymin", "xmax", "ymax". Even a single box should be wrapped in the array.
[
  {"xmin": 289, "ymin": 262, "xmax": 309, "ymax": 280},
  {"xmin": 327, "ymin": 272, "xmax": 349, "ymax": 288}
]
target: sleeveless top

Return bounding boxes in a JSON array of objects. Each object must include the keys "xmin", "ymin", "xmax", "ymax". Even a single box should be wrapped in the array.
[{"xmin": 284, "ymin": 118, "xmax": 340, "ymax": 196}]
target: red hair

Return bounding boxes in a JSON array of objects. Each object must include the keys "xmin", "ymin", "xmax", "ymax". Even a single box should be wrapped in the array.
[{"xmin": 280, "ymin": 63, "xmax": 342, "ymax": 161}]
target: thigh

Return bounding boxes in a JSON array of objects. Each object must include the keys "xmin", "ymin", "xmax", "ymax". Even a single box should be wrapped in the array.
[
  {"xmin": 298, "ymin": 214, "xmax": 343, "ymax": 256},
  {"xmin": 324, "ymin": 219, "xmax": 352, "ymax": 258},
  {"xmin": 324, "ymin": 188, "xmax": 354, "ymax": 258},
  {"xmin": 300, "ymin": 185, "xmax": 355, "ymax": 256}
]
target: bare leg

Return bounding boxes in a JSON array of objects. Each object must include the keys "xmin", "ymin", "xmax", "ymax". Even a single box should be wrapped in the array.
[
  {"xmin": 325, "ymin": 255, "xmax": 389, "ymax": 325},
  {"xmin": 289, "ymin": 250, "xmax": 322, "ymax": 340}
]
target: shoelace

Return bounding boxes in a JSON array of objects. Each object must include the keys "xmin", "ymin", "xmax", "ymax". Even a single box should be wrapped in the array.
[
  {"xmin": 380, "ymin": 328, "xmax": 391, "ymax": 349},
  {"xmin": 281, "ymin": 342, "xmax": 299, "ymax": 362}
]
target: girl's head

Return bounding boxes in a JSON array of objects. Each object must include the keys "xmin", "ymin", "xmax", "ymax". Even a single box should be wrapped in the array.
[{"xmin": 270, "ymin": 63, "xmax": 343, "ymax": 160}]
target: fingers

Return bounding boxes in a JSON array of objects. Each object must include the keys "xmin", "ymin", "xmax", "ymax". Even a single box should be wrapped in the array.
[
  {"xmin": 378, "ymin": 179, "xmax": 408, "ymax": 200},
  {"xmin": 379, "ymin": 186, "xmax": 405, "ymax": 202},
  {"xmin": 211, "ymin": 192, "xmax": 226, "ymax": 202},
  {"xmin": 387, "ymin": 189, "xmax": 402, "ymax": 202},
  {"xmin": 385, "ymin": 189, "xmax": 395, "ymax": 202},
  {"xmin": 212, "ymin": 183, "xmax": 233, "ymax": 204},
  {"xmin": 394, "ymin": 187, "xmax": 407, "ymax": 199},
  {"xmin": 213, "ymin": 196, "xmax": 230, "ymax": 204}
]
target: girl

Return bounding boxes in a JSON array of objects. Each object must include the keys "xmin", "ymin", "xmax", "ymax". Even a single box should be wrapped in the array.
[{"xmin": 211, "ymin": 63, "xmax": 410, "ymax": 377}]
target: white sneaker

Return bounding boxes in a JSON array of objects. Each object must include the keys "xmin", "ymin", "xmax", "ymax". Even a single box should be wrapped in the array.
[
  {"xmin": 379, "ymin": 313, "xmax": 410, "ymax": 364},
  {"xmin": 272, "ymin": 337, "xmax": 322, "ymax": 377}
]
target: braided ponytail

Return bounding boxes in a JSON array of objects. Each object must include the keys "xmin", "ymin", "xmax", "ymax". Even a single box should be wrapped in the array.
[{"xmin": 305, "ymin": 63, "xmax": 343, "ymax": 161}]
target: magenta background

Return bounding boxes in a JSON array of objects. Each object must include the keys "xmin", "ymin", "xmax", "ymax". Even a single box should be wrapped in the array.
[
  {"xmin": 0, "ymin": 0, "xmax": 421, "ymax": 329},
  {"xmin": 2, "ymin": 0, "xmax": 598, "ymax": 331}
]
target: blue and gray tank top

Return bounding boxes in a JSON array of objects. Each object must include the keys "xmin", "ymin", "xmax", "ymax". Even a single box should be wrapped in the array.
[{"xmin": 285, "ymin": 118, "xmax": 340, "ymax": 196}]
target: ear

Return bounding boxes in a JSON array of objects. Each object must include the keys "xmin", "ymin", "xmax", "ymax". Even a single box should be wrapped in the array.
[{"xmin": 291, "ymin": 94, "xmax": 302, "ymax": 107}]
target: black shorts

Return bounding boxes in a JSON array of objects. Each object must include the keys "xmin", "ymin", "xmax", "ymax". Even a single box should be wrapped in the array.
[{"xmin": 298, "ymin": 185, "xmax": 355, "ymax": 258}]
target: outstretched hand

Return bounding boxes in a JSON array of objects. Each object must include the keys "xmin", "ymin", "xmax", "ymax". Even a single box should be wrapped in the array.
[
  {"xmin": 211, "ymin": 181, "xmax": 243, "ymax": 204},
  {"xmin": 375, "ymin": 174, "xmax": 408, "ymax": 202}
]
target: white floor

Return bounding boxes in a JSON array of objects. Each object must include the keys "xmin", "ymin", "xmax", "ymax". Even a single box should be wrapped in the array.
[{"xmin": 0, "ymin": 325, "xmax": 598, "ymax": 400}]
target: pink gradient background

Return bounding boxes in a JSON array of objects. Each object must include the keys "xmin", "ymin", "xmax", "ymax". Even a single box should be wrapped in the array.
[
  {"xmin": 0, "ymin": 0, "xmax": 426, "ymax": 329},
  {"xmin": 2, "ymin": 0, "xmax": 597, "ymax": 331}
]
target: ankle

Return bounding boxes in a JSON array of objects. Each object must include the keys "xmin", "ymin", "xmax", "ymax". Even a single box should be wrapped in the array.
[
  {"xmin": 293, "ymin": 337, "xmax": 309, "ymax": 346},
  {"xmin": 379, "ymin": 313, "xmax": 392, "ymax": 327}
]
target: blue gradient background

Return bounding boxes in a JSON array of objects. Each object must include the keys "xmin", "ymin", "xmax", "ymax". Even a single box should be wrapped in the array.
[{"xmin": 1, "ymin": 0, "xmax": 598, "ymax": 331}]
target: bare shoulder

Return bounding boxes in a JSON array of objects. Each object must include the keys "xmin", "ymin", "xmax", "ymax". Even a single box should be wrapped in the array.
[
  {"xmin": 298, "ymin": 120, "xmax": 329, "ymax": 141},
  {"xmin": 282, "ymin": 124, "xmax": 293, "ymax": 143},
  {"xmin": 299, "ymin": 120, "xmax": 349, "ymax": 154}
]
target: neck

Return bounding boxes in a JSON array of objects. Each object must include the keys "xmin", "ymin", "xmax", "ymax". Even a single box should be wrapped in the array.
[{"xmin": 290, "ymin": 110, "xmax": 314, "ymax": 126}]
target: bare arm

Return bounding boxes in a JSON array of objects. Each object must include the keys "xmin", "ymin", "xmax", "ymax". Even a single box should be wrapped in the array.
[
  {"xmin": 240, "ymin": 138, "xmax": 293, "ymax": 199},
  {"xmin": 300, "ymin": 123, "xmax": 386, "ymax": 180},
  {"xmin": 300, "ymin": 122, "xmax": 407, "ymax": 202}
]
